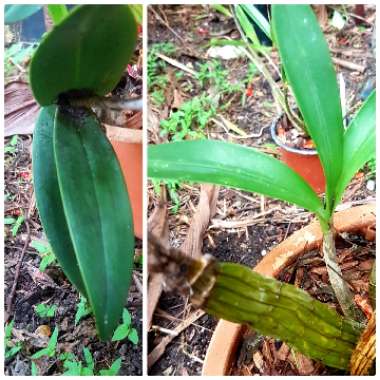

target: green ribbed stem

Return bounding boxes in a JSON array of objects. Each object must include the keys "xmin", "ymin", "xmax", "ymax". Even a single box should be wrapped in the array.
[{"xmin": 196, "ymin": 262, "xmax": 363, "ymax": 370}]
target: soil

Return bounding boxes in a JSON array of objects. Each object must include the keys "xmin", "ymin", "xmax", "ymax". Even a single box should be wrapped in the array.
[{"xmin": 148, "ymin": 4, "xmax": 376, "ymax": 376}]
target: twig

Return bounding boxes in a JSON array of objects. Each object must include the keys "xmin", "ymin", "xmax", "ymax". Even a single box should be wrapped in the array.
[
  {"xmin": 210, "ymin": 207, "xmax": 281, "ymax": 229},
  {"xmin": 332, "ymin": 57, "xmax": 365, "ymax": 73},
  {"xmin": 155, "ymin": 52, "xmax": 197, "ymax": 77},
  {"xmin": 133, "ymin": 272, "xmax": 143, "ymax": 294},
  {"xmin": 150, "ymin": 6, "xmax": 185, "ymax": 44},
  {"xmin": 69, "ymin": 96, "xmax": 143, "ymax": 111},
  {"xmin": 6, "ymin": 193, "xmax": 35, "ymax": 320},
  {"xmin": 148, "ymin": 309, "xmax": 205, "ymax": 368}
]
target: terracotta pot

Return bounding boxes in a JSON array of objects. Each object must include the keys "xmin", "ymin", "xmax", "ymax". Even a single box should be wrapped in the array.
[
  {"xmin": 270, "ymin": 116, "xmax": 326, "ymax": 194},
  {"xmin": 202, "ymin": 204, "xmax": 376, "ymax": 375},
  {"xmin": 111, "ymin": 140, "xmax": 142, "ymax": 239}
]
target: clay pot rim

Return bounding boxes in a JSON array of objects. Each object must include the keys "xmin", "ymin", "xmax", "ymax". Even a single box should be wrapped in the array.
[
  {"xmin": 202, "ymin": 203, "xmax": 376, "ymax": 376},
  {"xmin": 270, "ymin": 113, "xmax": 317, "ymax": 156}
]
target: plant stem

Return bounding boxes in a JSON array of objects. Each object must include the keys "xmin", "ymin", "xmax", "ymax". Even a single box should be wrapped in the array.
[
  {"xmin": 321, "ymin": 225, "xmax": 366, "ymax": 323},
  {"xmin": 67, "ymin": 95, "xmax": 143, "ymax": 112}
]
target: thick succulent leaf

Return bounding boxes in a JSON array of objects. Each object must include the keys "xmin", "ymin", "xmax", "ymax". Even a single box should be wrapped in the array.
[
  {"xmin": 5, "ymin": 5, "xmax": 42, "ymax": 24},
  {"xmin": 272, "ymin": 5, "xmax": 344, "ymax": 212},
  {"xmin": 30, "ymin": 5, "xmax": 137, "ymax": 106},
  {"xmin": 334, "ymin": 90, "xmax": 376, "ymax": 209},
  {"xmin": 148, "ymin": 140, "xmax": 326, "ymax": 219},
  {"xmin": 54, "ymin": 107, "xmax": 134, "ymax": 340},
  {"xmin": 32, "ymin": 106, "xmax": 87, "ymax": 297}
]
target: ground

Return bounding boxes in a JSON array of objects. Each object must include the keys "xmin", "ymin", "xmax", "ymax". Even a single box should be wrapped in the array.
[{"xmin": 147, "ymin": 4, "xmax": 375, "ymax": 376}]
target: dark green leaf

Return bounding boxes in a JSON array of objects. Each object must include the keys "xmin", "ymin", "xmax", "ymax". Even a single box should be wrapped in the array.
[
  {"xmin": 30, "ymin": 5, "xmax": 137, "ymax": 105},
  {"xmin": 54, "ymin": 107, "xmax": 134, "ymax": 340},
  {"xmin": 32, "ymin": 106, "xmax": 88, "ymax": 296},
  {"xmin": 149, "ymin": 140, "xmax": 326, "ymax": 220},
  {"xmin": 272, "ymin": 5, "xmax": 344, "ymax": 213},
  {"xmin": 5, "ymin": 5, "xmax": 42, "ymax": 24},
  {"xmin": 334, "ymin": 90, "xmax": 376, "ymax": 208}
]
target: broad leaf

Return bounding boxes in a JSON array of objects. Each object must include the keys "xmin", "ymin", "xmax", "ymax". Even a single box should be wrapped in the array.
[
  {"xmin": 5, "ymin": 5, "xmax": 42, "ymax": 24},
  {"xmin": 148, "ymin": 140, "xmax": 326, "ymax": 220},
  {"xmin": 272, "ymin": 5, "xmax": 344, "ymax": 213},
  {"xmin": 334, "ymin": 90, "xmax": 376, "ymax": 209},
  {"xmin": 30, "ymin": 5, "xmax": 137, "ymax": 106},
  {"xmin": 32, "ymin": 106, "xmax": 88, "ymax": 297},
  {"xmin": 54, "ymin": 107, "xmax": 134, "ymax": 340}
]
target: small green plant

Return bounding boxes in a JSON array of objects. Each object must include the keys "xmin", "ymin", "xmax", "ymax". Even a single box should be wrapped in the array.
[
  {"xmin": 31, "ymin": 327, "xmax": 58, "ymax": 359},
  {"xmin": 11, "ymin": 215, "xmax": 24, "ymax": 237},
  {"xmin": 35, "ymin": 303, "xmax": 57, "ymax": 318},
  {"xmin": 152, "ymin": 179, "xmax": 181, "ymax": 214},
  {"xmin": 149, "ymin": 5, "xmax": 375, "ymax": 371},
  {"xmin": 60, "ymin": 348, "xmax": 94, "ymax": 376},
  {"xmin": 30, "ymin": 240, "xmax": 56, "ymax": 271},
  {"xmin": 4, "ymin": 135, "xmax": 19, "ymax": 154},
  {"xmin": 147, "ymin": 42, "xmax": 178, "ymax": 106},
  {"xmin": 59, "ymin": 349, "xmax": 122, "ymax": 376},
  {"xmin": 30, "ymin": 5, "xmax": 137, "ymax": 340},
  {"xmin": 112, "ymin": 308, "xmax": 139, "ymax": 344},
  {"xmin": 31, "ymin": 361, "xmax": 38, "ymax": 376},
  {"xmin": 5, "ymin": 320, "xmax": 22, "ymax": 359},
  {"xmin": 196, "ymin": 60, "xmax": 245, "ymax": 98},
  {"xmin": 75, "ymin": 296, "xmax": 92, "ymax": 325},
  {"xmin": 366, "ymin": 157, "xmax": 376, "ymax": 179},
  {"xmin": 147, "ymin": 42, "xmax": 176, "ymax": 89},
  {"xmin": 160, "ymin": 94, "xmax": 217, "ymax": 141},
  {"xmin": 98, "ymin": 358, "xmax": 122, "ymax": 376}
]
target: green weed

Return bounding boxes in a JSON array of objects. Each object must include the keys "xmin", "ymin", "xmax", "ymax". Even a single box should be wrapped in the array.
[
  {"xmin": 30, "ymin": 240, "xmax": 56, "ymax": 272},
  {"xmin": 5, "ymin": 319, "xmax": 22, "ymax": 359},
  {"xmin": 35, "ymin": 303, "xmax": 57, "ymax": 318},
  {"xmin": 4, "ymin": 135, "xmax": 19, "ymax": 154},
  {"xmin": 75, "ymin": 296, "xmax": 92, "ymax": 325},
  {"xmin": 112, "ymin": 308, "xmax": 139, "ymax": 345},
  {"xmin": 31, "ymin": 327, "xmax": 58, "ymax": 359}
]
